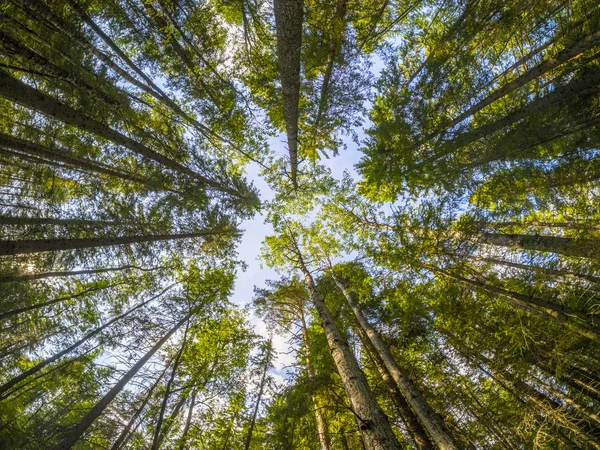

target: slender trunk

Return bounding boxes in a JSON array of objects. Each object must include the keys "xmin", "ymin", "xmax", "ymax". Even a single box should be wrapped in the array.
[
  {"xmin": 475, "ymin": 231, "xmax": 600, "ymax": 259},
  {"xmin": 157, "ymin": 394, "xmax": 187, "ymax": 446},
  {"xmin": 0, "ymin": 282, "xmax": 124, "ymax": 321},
  {"xmin": 470, "ymin": 255, "xmax": 600, "ymax": 284},
  {"xmin": 140, "ymin": 2, "xmax": 220, "ymax": 107},
  {"xmin": 177, "ymin": 389, "xmax": 197, "ymax": 450},
  {"xmin": 273, "ymin": 0, "xmax": 303, "ymax": 188},
  {"xmin": 533, "ymin": 375, "xmax": 600, "ymax": 427},
  {"xmin": 298, "ymin": 260, "xmax": 401, "ymax": 450},
  {"xmin": 477, "ymin": 11, "xmax": 596, "ymax": 94},
  {"xmin": 0, "ymin": 227, "xmax": 236, "ymax": 256},
  {"xmin": 313, "ymin": 0, "xmax": 347, "ymax": 136},
  {"xmin": 330, "ymin": 271, "xmax": 457, "ymax": 449},
  {"xmin": 0, "ymin": 132, "xmax": 164, "ymax": 189},
  {"xmin": 0, "ymin": 284, "xmax": 174, "ymax": 398},
  {"xmin": 18, "ymin": 0, "xmax": 162, "ymax": 99},
  {"xmin": 151, "ymin": 325, "xmax": 189, "ymax": 450},
  {"xmin": 0, "ymin": 70, "xmax": 237, "ymax": 195},
  {"xmin": 419, "ymin": 67, "xmax": 600, "ymax": 170},
  {"xmin": 355, "ymin": 0, "xmax": 388, "ymax": 52},
  {"xmin": 111, "ymin": 362, "xmax": 172, "ymax": 450},
  {"xmin": 0, "ymin": 29, "xmax": 119, "ymax": 107},
  {"xmin": 243, "ymin": 343, "xmax": 271, "ymax": 450},
  {"xmin": 445, "ymin": 29, "xmax": 600, "ymax": 130},
  {"xmin": 339, "ymin": 428, "xmax": 350, "ymax": 450},
  {"xmin": 445, "ymin": 333, "xmax": 593, "ymax": 448},
  {"xmin": 0, "ymin": 215, "xmax": 116, "ymax": 227},
  {"xmin": 437, "ymin": 269, "xmax": 600, "ymax": 341},
  {"xmin": 33, "ymin": 0, "xmax": 217, "ymax": 141},
  {"xmin": 0, "ymin": 264, "xmax": 163, "ymax": 284},
  {"xmin": 354, "ymin": 323, "xmax": 434, "ymax": 449},
  {"xmin": 63, "ymin": 0, "xmax": 165, "ymax": 97},
  {"xmin": 300, "ymin": 309, "xmax": 332, "ymax": 450},
  {"xmin": 50, "ymin": 315, "xmax": 190, "ymax": 450}
]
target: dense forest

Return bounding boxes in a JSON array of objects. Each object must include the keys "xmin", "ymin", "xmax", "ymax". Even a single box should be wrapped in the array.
[{"xmin": 0, "ymin": 0, "xmax": 599, "ymax": 448}]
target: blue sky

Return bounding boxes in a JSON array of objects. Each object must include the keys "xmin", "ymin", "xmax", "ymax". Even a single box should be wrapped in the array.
[{"xmin": 229, "ymin": 134, "xmax": 365, "ymax": 373}]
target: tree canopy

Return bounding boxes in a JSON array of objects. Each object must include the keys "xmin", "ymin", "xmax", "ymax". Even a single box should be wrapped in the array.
[{"xmin": 1, "ymin": 0, "xmax": 599, "ymax": 448}]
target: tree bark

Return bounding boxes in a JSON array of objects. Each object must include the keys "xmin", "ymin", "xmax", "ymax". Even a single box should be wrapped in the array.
[
  {"xmin": 470, "ymin": 255, "xmax": 600, "ymax": 284},
  {"xmin": 0, "ymin": 69, "xmax": 238, "ymax": 195},
  {"xmin": 330, "ymin": 271, "xmax": 458, "ymax": 449},
  {"xmin": 0, "ymin": 264, "xmax": 162, "ymax": 284},
  {"xmin": 354, "ymin": 323, "xmax": 434, "ymax": 449},
  {"xmin": 0, "ymin": 132, "xmax": 164, "ymax": 189},
  {"xmin": 298, "ymin": 258, "xmax": 401, "ymax": 450},
  {"xmin": 474, "ymin": 231, "xmax": 600, "ymax": 259},
  {"xmin": 243, "ymin": 342, "xmax": 271, "ymax": 450},
  {"xmin": 0, "ymin": 228, "xmax": 236, "ymax": 256},
  {"xmin": 151, "ymin": 324, "xmax": 189, "ymax": 450},
  {"xmin": 50, "ymin": 314, "xmax": 190, "ymax": 450},
  {"xmin": 300, "ymin": 308, "xmax": 332, "ymax": 450},
  {"xmin": 273, "ymin": 0, "xmax": 303, "ymax": 188},
  {"xmin": 420, "ymin": 67, "xmax": 600, "ymax": 169},
  {"xmin": 0, "ymin": 284, "xmax": 175, "ymax": 398},
  {"xmin": 438, "ymin": 269, "xmax": 600, "ymax": 342},
  {"xmin": 313, "ymin": 0, "xmax": 347, "ymax": 136},
  {"xmin": 111, "ymin": 362, "xmax": 173, "ymax": 450},
  {"xmin": 177, "ymin": 388, "xmax": 197, "ymax": 450},
  {"xmin": 445, "ymin": 29, "xmax": 600, "ymax": 130}
]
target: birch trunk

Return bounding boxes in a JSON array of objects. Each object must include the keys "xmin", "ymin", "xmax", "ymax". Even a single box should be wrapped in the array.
[
  {"xmin": 354, "ymin": 323, "xmax": 434, "ymax": 449},
  {"xmin": 330, "ymin": 272, "xmax": 458, "ymax": 449},
  {"xmin": 299, "ymin": 260, "xmax": 401, "ymax": 450}
]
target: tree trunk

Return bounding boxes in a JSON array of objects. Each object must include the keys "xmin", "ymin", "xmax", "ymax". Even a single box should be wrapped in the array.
[
  {"xmin": 111, "ymin": 362, "xmax": 173, "ymax": 450},
  {"xmin": 151, "ymin": 324, "xmax": 189, "ymax": 450},
  {"xmin": 330, "ymin": 271, "xmax": 458, "ymax": 449},
  {"xmin": 0, "ymin": 264, "xmax": 163, "ymax": 284},
  {"xmin": 476, "ymin": 11, "xmax": 596, "ymax": 94},
  {"xmin": 177, "ymin": 388, "xmax": 197, "ymax": 450},
  {"xmin": 139, "ymin": 2, "xmax": 220, "ymax": 107},
  {"xmin": 50, "ymin": 314, "xmax": 190, "ymax": 450},
  {"xmin": 313, "ymin": 0, "xmax": 347, "ymax": 136},
  {"xmin": 445, "ymin": 29, "xmax": 600, "ymax": 130},
  {"xmin": 438, "ymin": 269, "xmax": 600, "ymax": 342},
  {"xmin": 30, "ymin": 0, "xmax": 218, "ymax": 141},
  {"xmin": 475, "ymin": 231, "xmax": 600, "ymax": 259},
  {"xmin": 0, "ymin": 284, "xmax": 175, "ymax": 398},
  {"xmin": 420, "ymin": 67, "xmax": 600, "ymax": 169},
  {"xmin": 0, "ymin": 215, "xmax": 116, "ymax": 227},
  {"xmin": 0, "ymin": 132, "xmax": 164, "ymax": 189},
  {"xmin": 0, "ymin": 69, "xmax": 238, "ymax": 195},
  {"xmin": 243, "ymin": 342, "xmax": 271, "ymax": 450},
  {"xmin": 273, "ymin": 0, "xmax": 303, "ymax": 188},
  {"xmin": 0, "ymin": 228, "xmax": 236, "ymax": 256},
  {"xmin": 299, "ymin": 260, "xmax": 401, "ymax": 450},
  {"xmin": 354, "ymin": 323, "xmax": 434, "ymax": 449},
  {"xmin": 470, "ymin": 255, "xmax": 600, "ymax": 284},
  {"xmin": 0, "ymin": 282, "xmax": 125, "ymax": 321},
  {"xmin": 300, "ymin": 309, "xmax": 332, "ymax": 450}
]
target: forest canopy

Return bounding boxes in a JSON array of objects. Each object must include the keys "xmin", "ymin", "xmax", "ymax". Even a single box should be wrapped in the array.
[{"xmin": 1, "ymin": 0, "xmax": 600, "ymax": 448}]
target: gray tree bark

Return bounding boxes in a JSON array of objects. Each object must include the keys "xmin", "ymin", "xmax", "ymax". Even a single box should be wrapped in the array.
[
  {"xmin": 298, "ymin": 257, "xmax": 401, "ymax": 450},
  {"xmin": 330, "ymin": 271, "xmax": 458, "ymax": 449},
  {"xmin": 273, "ymin": 0, "xmax": 303, "ymax": 188},
  {"xmin": 50, "ymin": 315, "xmax": 190, "ymax": 450}
]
